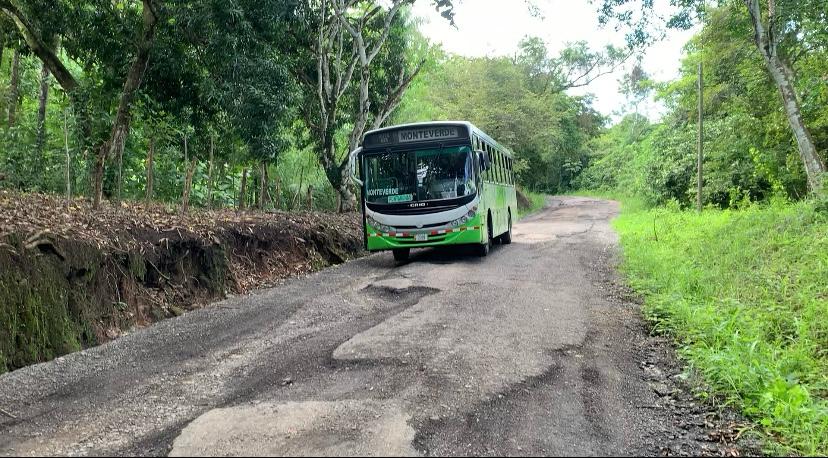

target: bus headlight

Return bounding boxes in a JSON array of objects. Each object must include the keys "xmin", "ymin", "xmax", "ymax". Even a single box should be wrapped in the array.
[
  {"xmin": 449, "ymin": 215, "xmax": 470, "ymax": 227},
  {"xmin": 366, "ymin": 216, "xmax": 393, "ymax": 233},
  {"xmin": 449, "ymin": 206, "xmax": 477, "ymax": 228}
]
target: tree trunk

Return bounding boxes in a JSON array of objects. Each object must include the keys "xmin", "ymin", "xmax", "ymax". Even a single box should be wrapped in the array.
[
  {"xmin": 764, "ymin": 61, "xmax": 826, "ymax": 191},
  {"xmin": 116, "ymin": 142, "xmax": 124, "ymax": 202},
  {"xmin": 64, "ymin": 108, "xmax": 71, "ymax": 207},
  {"xmin": 207, "ymin": 135, "xmax": 214, "ymax": 208},
  {"xmin": 92, "ymin": 0, "xmax": 159, "ymax": 209},
  {"xmin": 257, "ymin": 161, "xmax": 268, "ymax": 210},
  {"xmin": 336, "ymin": 166, "xmax": 356, "ymax": 212},
  {"xmin": 745, "ymin": 0, "xmax": 827, "ymax": 192},
  {"xmin": 7, "ymin": 49, "xmax": 20, "ymax": 127},
  {"xmin": 293, "ymin": 155, "xmax": 308, "ymax": 209},
  {"xmin": 146, "ymin": 136, "xmax": 154, "ymax": 201},
  {"xmin": 35, "ymin": 62, "xmax": 50, "ymax": 157},
  {"xmin": 181, "ymin": 157, "xmax": 196, "ymax": 213},
  {"xmin": 273, "ymin": 173, "xmax": 282, "ymax": 210},
  {"xmin": 308, "ymin": 2, "xmax": 414, "ymax": 215},
  {"xmin": 239, "ymin": 167, "xmax": 248, "ymax": 210},
  {"xmin": 697, "ymin": 61, "xmax": 703, "ymax": 212}
]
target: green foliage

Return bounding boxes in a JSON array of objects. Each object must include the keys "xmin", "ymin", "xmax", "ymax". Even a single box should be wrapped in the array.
[
  {"xmin": 580, "ymin": 3, "xmax": 827, "ymax": 208},
  {"xmin": 613, "ymin": 198, "xmax": 828, "ymax": 455},
  {"xmin": 394, "ymin": 39, "xmax": 607, "ymax": 193},
  {"xmin": 0, "ymin": 1, "xmax": 407, "ymax": 212}
]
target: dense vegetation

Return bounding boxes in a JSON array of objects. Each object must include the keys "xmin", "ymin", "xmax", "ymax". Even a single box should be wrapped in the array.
[
  {"xmin": 0, "ymin": 1, "xmax": 622, "ymax": 212},
  {"xmin": 0, "ymin": 0, "xmax": 458, "ymax": 212},
  {"xmin": 610, "ymin": 197, "xmax": 828, "ymax": 455},
  {"xmin": 394, "ymin": 37, "xmax": 619, "ymax": 193},
  {"xmin": 584, "ymin": 5, "xmax": 827, "ymax": 206},
  {"xmin": 580, "ymin": 2, "xmax": 828, "ymax": 454}
]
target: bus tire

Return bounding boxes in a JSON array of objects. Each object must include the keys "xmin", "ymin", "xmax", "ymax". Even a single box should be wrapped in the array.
[
  {"xmin": 477, "ymin": 216, "xmax": 493, "ymax": 257},
  {"xmin": 392, "ymin": 248, "xmax": 410, "ymax": 262},
  {"xmin": 501, "ymin": 211, "xmax": 513, "ymax": 245}
]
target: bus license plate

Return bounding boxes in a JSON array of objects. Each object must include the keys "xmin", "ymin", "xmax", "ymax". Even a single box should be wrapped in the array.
[{"xmin": 415, "ymin": 234, "xmax": 428, "ymax": 242}]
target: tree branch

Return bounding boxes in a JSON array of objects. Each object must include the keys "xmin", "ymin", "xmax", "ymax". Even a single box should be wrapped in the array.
[
  {"xmin": 0, "ymin": 0, "xmax": 77, "ymax": 93},
  {"xmin": 370, "ymin": 58, "xmax": 426, "ymax": 131},
  {"xmin": 555, "ymin": 51, "xmax": 633, "ymax": 91}
]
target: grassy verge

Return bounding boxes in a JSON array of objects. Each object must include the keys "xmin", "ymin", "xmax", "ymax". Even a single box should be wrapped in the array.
[
  {"xmin": 596, "ymin": 193, "xmax": 828, "ymax": 455},
  {"xmin": 517, "ymin": 189, "xmax": 547, "ymax": 219}
]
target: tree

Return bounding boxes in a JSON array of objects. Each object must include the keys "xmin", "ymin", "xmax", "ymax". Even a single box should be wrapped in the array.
[
  {"xmin": 0, "ymin": 0, "xmax": 163, "ymax": 208},
  {"xmin": 516, "ymin": 37, "xmax": 632, "ymax": 94},
  {"xmin": 92, "ymin": 0, "xmax": 160, "ymax": 209},
  {"xmin": 743, "ymin": 0, "xmax": 826, "ymax": 191},
  {"xmin": 291, "ymin": 0, "xmax": 427, "ymax": 211},
  {"xmin": 34, "ymin": 61, "xmax": 49, "ymax": 156},
  {"xmin": 618, "ymin": 56, "xmax": 652, "ymax": 137},
  {"xmin": 144, "ymin": 0, "xmax": 299, "ymax": 210},
  {"xmin": 6, "ymin": 47, "xmax": 19, "ymax": 127},
  {"xmin": 597, "ymin": 0, "xmax": 827, "ymax": 192},
  {"xmin": 395, "ymin": 51, "xmax": 606, "ymax": 193}
]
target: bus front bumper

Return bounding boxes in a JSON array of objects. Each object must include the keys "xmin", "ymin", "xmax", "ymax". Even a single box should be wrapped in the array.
[{"xmin": 366, "ymin": 225, "xmax": 484, "ymax": 251}]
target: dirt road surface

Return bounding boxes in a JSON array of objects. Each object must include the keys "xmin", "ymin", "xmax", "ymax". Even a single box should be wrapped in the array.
[{"xmin": 0, "ymin": 197, "xmax": 750, "ymax": 456}]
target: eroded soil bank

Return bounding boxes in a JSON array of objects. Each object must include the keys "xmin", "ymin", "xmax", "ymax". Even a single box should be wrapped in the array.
[{"xmin": 0, "ymin": 192, "xmax": 363, "ymax": 373}]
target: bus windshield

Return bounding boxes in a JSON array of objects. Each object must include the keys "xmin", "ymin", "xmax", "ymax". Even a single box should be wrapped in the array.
[{"xmin": 364, "ymin": 147, "xmax": 476, "ymax": 204}]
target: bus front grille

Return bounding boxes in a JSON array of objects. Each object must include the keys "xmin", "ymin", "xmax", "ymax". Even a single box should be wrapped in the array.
[{"xmin": 396, "ymin": 235, "xmax": 448, "ymax": 244}]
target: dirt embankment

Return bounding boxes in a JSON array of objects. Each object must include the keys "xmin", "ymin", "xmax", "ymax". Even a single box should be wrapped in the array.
[
  {"xmin": 0, "ymin": 192, "xmax": 363, "ymax": 374},
  {"xmin": 516, "ymin": 188, "xmax": 533, "ymax": 211}
]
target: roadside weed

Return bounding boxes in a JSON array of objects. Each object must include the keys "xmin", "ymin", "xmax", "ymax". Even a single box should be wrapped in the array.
[{"xmin": 611, "ymin": 198, "xmax": 828, "ymax": 455}]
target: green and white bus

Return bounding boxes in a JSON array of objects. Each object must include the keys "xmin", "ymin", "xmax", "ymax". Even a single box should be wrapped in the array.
[{"xmin": 349, "ymin": 121, "xmax": 518, "ymax": 261}]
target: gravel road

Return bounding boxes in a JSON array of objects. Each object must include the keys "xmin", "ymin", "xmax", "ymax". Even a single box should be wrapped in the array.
[{"xmin": 0, "ymin": 197, "xmax": 753, "ymax": 456}]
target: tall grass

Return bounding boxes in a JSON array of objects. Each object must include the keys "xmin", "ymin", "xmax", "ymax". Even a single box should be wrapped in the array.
[
  {"xmin": 609, "ymin": 196, "xmax": 828, "ymax": 455},
  {"xmin": 517, "ymin": 189, "xmax": 547, "ymax": 219}
]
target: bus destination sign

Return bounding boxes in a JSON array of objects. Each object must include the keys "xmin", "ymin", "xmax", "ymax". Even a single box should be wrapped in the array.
[
  {"xmin": 397, "ymin": 126, "xmax": 459, "ymax": 143},
  {"xmin": 365, "ymin": 125, "xmax": 462, "ymax": 147}
]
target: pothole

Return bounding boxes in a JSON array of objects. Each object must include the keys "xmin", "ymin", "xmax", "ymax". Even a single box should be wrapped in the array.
[{"xmin": 362, "ymin": 282, "xmax": 440, "ymax": 308}]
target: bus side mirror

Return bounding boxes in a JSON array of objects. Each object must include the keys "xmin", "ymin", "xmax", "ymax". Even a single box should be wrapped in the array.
[
  {"xmin": 476, "ymin": 150, "xmax": 490, "ymax": 171},
  {"xmin": 349, "ymin": 147, "xmax": 364, "ymax": 186}
]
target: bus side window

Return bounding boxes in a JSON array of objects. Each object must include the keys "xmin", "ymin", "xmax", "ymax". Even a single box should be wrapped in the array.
[
  {"xmin": 510, "ymin": 158, "xmax": 514, "ymax": 185},
  {"xmin": 479, "ymin": 140, "xmax": 486, "ymax": 182},
  {"xmin": 498, "ymin": 152, "xmax": 504, "ymax": 184},
  {"xmin": 511, "ymin": 158, "xmax": 515, "ymax": 185},
  {"xmin": 508, "ymin": 157, "xmax": 513, "ymax": 185},
  {"xmin": 481, "ymin": 143, "xmax": 487, "ymax": 182},
  {"xmin": 485, "ymin": 144, "xmax": 492, "ymax": 182},
  {"xmin": 489, "ymin": 145, "xmax": 497, "ymax": 183},
  {"xmin": 507, "ymin": 157, "xmax": 512, "ymax": 185},
  {"xmin": 493, "ymin": 151, "xmax": 498, "ymax": 184},
  {"xmin": 497, "ymin": 151, "xmax": 503, "ymax": 184},
  {"xmin": 492, "ymin": 150, "xmax": 498, "ymax": 184},
  {"xmin": 495, "ymin": 152, "xmax": 501, "ymax": 184}
]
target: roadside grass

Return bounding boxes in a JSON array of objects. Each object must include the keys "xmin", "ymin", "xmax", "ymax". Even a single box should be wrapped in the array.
[
  {"xmin": 517, "ymin": 189, "xmax": 548, "ymax": 219},
  {"xmin": 587, "ymin": 192, "xmax": 828, "ymax": 455}
]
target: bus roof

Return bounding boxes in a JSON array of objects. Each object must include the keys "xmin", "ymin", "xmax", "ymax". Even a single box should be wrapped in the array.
[{"xmin": 363, "ymin": 121, "xmax": 514, "ymax": 158}]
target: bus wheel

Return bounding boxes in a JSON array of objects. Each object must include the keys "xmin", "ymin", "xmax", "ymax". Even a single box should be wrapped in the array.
[
  {"xmin": 501, "ymin": 212, "xmax": 513, "ymax": 245},
  {"xmin": 477, "ymin": 217, "xmax": 493, "ymax": 257},
  {"xmin": 392, "ymin": 248, "xmax": 410, "ymax": 262}
]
